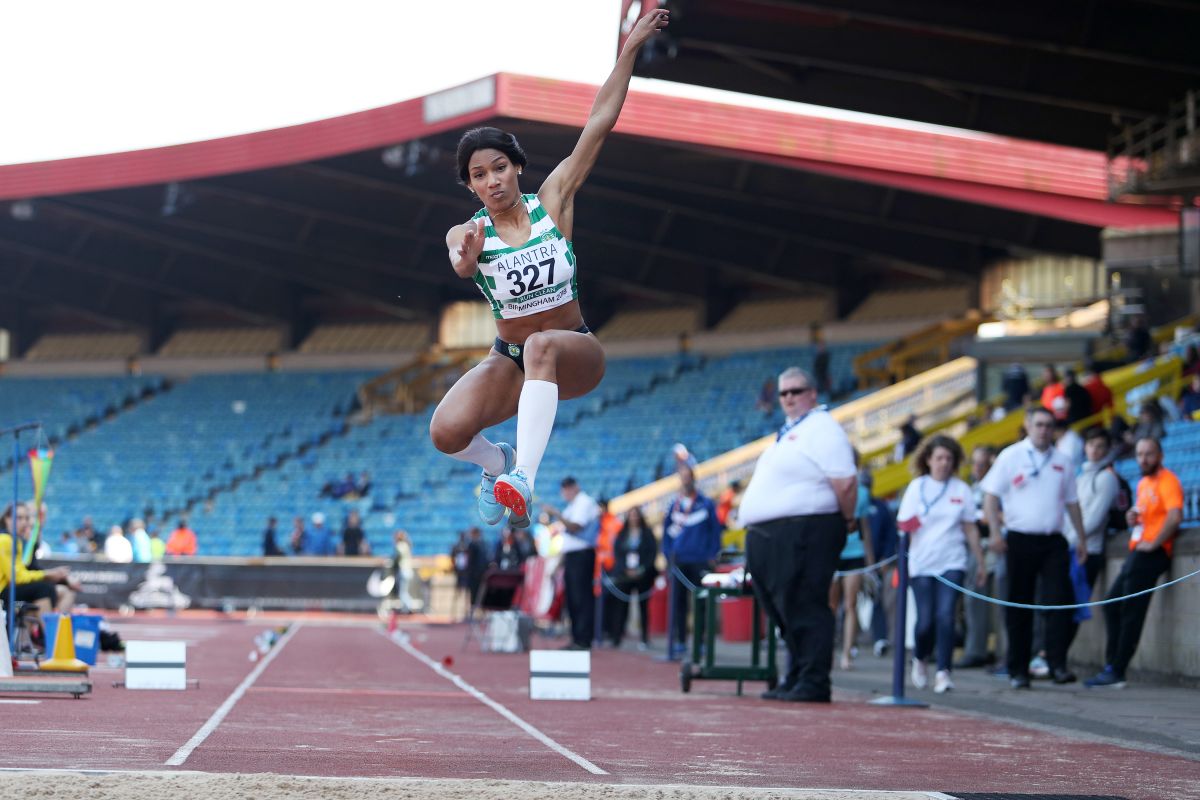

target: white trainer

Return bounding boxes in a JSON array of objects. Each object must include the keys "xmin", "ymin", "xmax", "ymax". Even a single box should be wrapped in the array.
[
  {"xmin": 933, "ymin": 669, "xmax": 954, "ymax": 694},
  {"xmin": 910, "ymin": 658, "xmax": 928, "ymax": 690}
]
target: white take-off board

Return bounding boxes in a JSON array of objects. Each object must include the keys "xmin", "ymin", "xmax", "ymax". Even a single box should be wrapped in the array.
[
  {"xmin": 529, "ymin": 649, "xmax": 590, "ymax": 701},
  {"xmin": 124, "ymin": 640, "xmax": 187, "ymax": 690}
]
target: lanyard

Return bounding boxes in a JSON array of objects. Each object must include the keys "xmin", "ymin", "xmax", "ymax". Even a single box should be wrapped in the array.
[
  {"xmin": 919, "ymin": 477, "xmax": 951, "ymax": 516},
  {"xmin": 1026, "ymin": 446, "xmax": 1055, "ymax": 479},
  {"xmin": 777, "ymin": 406, "xmax": 825, "ymax": 441}
]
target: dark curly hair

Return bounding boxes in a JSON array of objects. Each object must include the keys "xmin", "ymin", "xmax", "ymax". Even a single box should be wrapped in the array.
[
  {"xmin": 911, "ymin": 434, "xmax": 965, "ymax": 477},
  {"xmin": 455, "ymin": 127, "xmax": 527, "ymax": 186}
]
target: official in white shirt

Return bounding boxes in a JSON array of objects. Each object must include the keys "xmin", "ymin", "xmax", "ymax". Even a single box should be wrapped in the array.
[
  {"xmin": 543, "ymin": 476, "xmax": 601, "ymax": 649},
  {"xmin": 741, "ymin": 367, "xmax": 858, "ymax": 703},
  {"xmin": 981, "ymin": 406, "xmax": 1087, "ymax": 688},
  {"xmin": 897, "ymin": 435, "xmax": 986, "ymax": 695}
]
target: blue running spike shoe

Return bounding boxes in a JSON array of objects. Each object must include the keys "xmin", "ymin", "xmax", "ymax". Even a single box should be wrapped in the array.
[
  {"xmin": 477, "ymin": 443, "xmax": 516, "ymax": 526},
  {"xmin": 493, "ymin": 468, "xmax": 532, "ymax": 522}
]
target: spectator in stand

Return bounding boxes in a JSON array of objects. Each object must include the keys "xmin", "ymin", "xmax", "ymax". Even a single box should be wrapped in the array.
[
  {"xmin": 1, "ymin": 503, "xmax": 78, "ymax": 615},
  {"xmin": 391, "ymin": 530, "xmax": 414, "ymax": 613},
  {"xmin": 1054, "ymin": 418, "xmax": 1085, "ymax": 473},
  {"xmin": 812, "ymin": 341, "xmax": 832, "ymax": 397},
  {"xmin": 165, "ymin": 518, "xmax": 198, "ymax": 556},
  {"xmin": 831, "ymin": 456, "xmax": 875, "ymax": 671},
  {"xmin": 55, "ymin": 531, "xmax": 79, "ymax": 555},
  {"xmin": 1064, "ymin": 427, "xmax": 1121, "ymax": 650},
  {"xmin": 1062, "ymin": 368, "xmax": 1094, "ymax": 424},
  {"xmin": 716, "ymin": 480, "xmax": 743, "ymax": 527},
  {"xmin": 149, "ymin": 527, "xmax": 166, "ymax": 561},
  {"xmin": 898, "ymin": 435, "xmax": 986, "ymax": 694},
  {"xmin": 105, "ymin": 524, "xmax": 133, "ymax": 563},
  {"xmin": 263, "ymin": 516, "xmax": 285, "ymax": 557},
  {"xmin": 493, "ymin": 526, "xmax": 526, "ymax": 571},
  {"xmin": 355, "ymin": 471, "xmax": 373, "ymax": 498},
  {"xmin": 1086, "ymin": 437, "xmax": 1182, "ymax": 688},
  {"xmin": 289, "ymin": 516, "xmax": 307, "ymax": 555},
  {"xmin": 1179, "ymin": 373, "xmax": 1200, "ymax": 419},
  {"xmin": 662, "ymin": 462, "xmax": 723, "ymax": 659},
  {"xmin": 1040, "ymin": 364, "xmax": 1067, "ymax": 420},
  {"xmin": 1081, "ymin": 361, "xmax": 1114, "ymax": 414},
  {"xmin": 339, "ymin": 510, "xmax": 370, "ymax": 556},
  {"xmin": 303, "ymin": 512, "xmax": 334, "ymax": 557},
  {"xmin": 128, "ymin": 518, "xmax": 152, "ymax": 563},
  {"xmin": 604, "ymin": 505, "xmax": 658, "ymax": 650},
  {"xmin": 542, "ymin": 477, "xmax": 602, "ymax": 650},
  {"xmin": 1130, "ymin": 402, "xmax": 1166, "ymax": 446},
  {"xmin": 741, "ymin": 366, "xmax": 858, "ymax": 703},
  {"xmin": 1183, "ymin": 344, "xmax": 1200, "ymax": 377},
  {"xmin": 1125, "ymin": 315, "xmax": 1152, "ymax": 363},
  {"xmin": 756, "ymin": 378, "xmax": 776, "ymax": 416},
  {"xmin": 895, "ymin": 415, "xmax": 922, "ymax": 461},
  {"xmin": 1001, "ymin": 363, "xmax": 1031, "ymax": 412},
  {"xmin": 958, "ymin": 444, "xmax": 1001, "ymax": 670},
  {"xmin": 982, "ymin": 406, "xmax": 1088, "ymax": 689},
  {"xmin": 512, "ymin": 527, "xmax": 535, "ymax": 563},
  {"xmin": 862, "ymin": 471, "xmax": 898, "ymax": 658}
]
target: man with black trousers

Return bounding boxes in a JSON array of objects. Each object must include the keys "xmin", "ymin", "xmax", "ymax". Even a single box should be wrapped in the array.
[
  {"xmin": 982, "ymin": 406, "xmax": 1088, "ymax": 689},
  {"xmin": 662, "ymin": 463, "xmax": 723, "ymax": 659},
  {"xmin": 543, "ymin": 477, "xmax": 601, "ymax": 650},
  {"xmin": 741, "ymin": 367, "xmax": 858, "ymax": 703}
]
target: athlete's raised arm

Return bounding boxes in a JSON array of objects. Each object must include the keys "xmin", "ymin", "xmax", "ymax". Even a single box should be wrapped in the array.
[{"xmin": 538, "ymin": 7, "xmax": 669, "ymax": 229}]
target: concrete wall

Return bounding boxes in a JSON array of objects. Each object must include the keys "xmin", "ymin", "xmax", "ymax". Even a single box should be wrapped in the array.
[{"xmin": 1070, "ymin": 529, "xmax": 1200, "ymax": 682}]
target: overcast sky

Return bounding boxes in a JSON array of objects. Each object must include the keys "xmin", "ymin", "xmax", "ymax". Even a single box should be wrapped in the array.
[{"xmin": 0, "ymin": 0, "xmax": 627, "ymax": 166}]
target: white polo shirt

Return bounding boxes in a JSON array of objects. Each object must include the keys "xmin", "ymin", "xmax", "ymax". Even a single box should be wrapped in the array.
[
  {"xmin": 897, "ymin": 476, "xmax": 976, "ymax": 577},
  {"xmin": 979, "ymin": 438, "xmax": 1078, "ymax": 534},
  {"xmin": 738, "ymin": 408, "xmax": 857, "ymax": 527},
  {"xmin": 560, "ymin": 490, "xmax": 600, "ymax": 553}
]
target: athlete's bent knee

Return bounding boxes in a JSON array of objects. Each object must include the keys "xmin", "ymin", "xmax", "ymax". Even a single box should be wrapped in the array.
[
  {"xmin": 429, "ymin": 416, "xmax": 469, "ymax": 454},
  {"xmin": 522, "ymin": 331, "xmax": 556, "ymax": 374}
]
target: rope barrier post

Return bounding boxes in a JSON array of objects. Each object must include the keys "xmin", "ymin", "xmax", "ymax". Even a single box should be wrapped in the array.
[
  {"xmin": 870, "ymin": 531, "xmax": 927, "ymax": 708},
  {"xmin": 656, "ymin": 552, "xmax": 680, "ymax": 662}
]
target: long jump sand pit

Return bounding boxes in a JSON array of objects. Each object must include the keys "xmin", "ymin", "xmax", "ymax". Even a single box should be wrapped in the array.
[{"xmin": 0, "ymin": 772, "xmax": 952, "ymax": 800}]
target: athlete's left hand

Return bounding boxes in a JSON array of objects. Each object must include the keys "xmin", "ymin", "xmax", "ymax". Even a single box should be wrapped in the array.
[{"xmin": 625, "ymin": 6, "xmax": 669, "ymax": 52}]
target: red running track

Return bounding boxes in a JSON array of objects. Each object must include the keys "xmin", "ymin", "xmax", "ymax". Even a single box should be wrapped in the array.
[{"xmin": 2, "ymin": 617, "xmax": 1198, "ymax": 799}]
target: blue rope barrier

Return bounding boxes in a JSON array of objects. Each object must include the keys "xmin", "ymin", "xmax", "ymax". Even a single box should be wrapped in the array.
[
  {"xmin": 600, "ymin": 573, "xmax": 649, "ymax": 603},
  {"xmin": 834, "ymin": 554, "xmax": 898, "ymax": 578},
  {"xmin": 670, "ymin": 563, "xmax": 702, "ymax": 593},
  {"xmin": 932, "ymin": 564, "xmax": 1200, "ymax": 610}
]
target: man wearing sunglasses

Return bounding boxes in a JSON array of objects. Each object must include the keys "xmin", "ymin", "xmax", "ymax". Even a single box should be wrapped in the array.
[{"xmin": 740, "ymin": 366, "xmax": 859, "ymax": 703}]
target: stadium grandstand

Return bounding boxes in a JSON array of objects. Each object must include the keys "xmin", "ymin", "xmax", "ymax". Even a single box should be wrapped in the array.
[{"xmin": 2, "ymin": 2, "xmax": 1199, "ymax": 798}]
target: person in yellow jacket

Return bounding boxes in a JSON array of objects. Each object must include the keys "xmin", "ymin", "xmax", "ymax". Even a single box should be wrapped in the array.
[{"xmin": 2, "ymin": 502, "xmax": 75, "ymax": 615}]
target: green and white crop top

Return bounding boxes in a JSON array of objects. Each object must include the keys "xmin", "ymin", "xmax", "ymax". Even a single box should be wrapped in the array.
[{"xmin": 469, "ymin": 194, "xmax": 578, "ymax": 320}]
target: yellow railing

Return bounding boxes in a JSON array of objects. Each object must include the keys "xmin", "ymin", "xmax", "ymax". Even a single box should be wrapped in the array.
[
  {"xmin": 871, "ymin": 354, "xmax": 1185, "ymax": 498},
  {"xmin": 854, "ymin": 311, "xmax": 990, "ymax": 387}
]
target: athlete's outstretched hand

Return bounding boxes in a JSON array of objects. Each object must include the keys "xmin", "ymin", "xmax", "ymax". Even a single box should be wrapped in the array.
[
  {"xmin": 624, "ymin": 7, "xmax": 669, "ymax": 52},
  {"xmin": 456, "ymin": 218, "xmax": 486, "ymax": 265}
]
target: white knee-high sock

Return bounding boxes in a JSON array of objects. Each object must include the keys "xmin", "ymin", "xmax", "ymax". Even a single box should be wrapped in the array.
[
  {"xmin": 449, "ymin": 433, "xmax": 505, "ymax": 476},
  {"xmin": 515, "ymin": 379, "xmax": 558, "ymax": 490}
]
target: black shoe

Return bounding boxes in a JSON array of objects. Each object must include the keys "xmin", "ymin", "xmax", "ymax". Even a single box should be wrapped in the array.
[
  {"xmin": 1051, "ymin": 668, "xmax": 1077, "ymax": 685},
  {"xmin": 761, "ymin": 683, "xmax": 793, "ymax": 700},
  {"xmin": 1010, "ymin": 675, "xmax": 1032, "ymax": 689},
  {"xmin": 559, "ymin": 642, "xmax": 589, "ymax": 651},
  {"xmin": 780, "ymin": 688, "xmax": 831, "ymax": 703}
]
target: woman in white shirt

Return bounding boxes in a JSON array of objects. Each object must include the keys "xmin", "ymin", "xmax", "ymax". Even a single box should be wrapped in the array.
[{"xmin": 898, "ymin": 435, "xmax": 986, "ymax": 694}]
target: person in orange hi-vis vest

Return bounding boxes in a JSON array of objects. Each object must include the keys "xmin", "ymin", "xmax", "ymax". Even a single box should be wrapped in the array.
[
  {"xmin": 593, "ymin": 501, "xmax": 621, "ymax": 596},
  {"xmin": 1085, "ymin": 436, "xmax": 1182, "ymax": 688}
]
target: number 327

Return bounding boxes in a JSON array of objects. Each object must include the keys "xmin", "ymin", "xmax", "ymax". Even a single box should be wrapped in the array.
[{"xmin": 507, "ymin": 259, "xmax": 555, "ymax": 297}]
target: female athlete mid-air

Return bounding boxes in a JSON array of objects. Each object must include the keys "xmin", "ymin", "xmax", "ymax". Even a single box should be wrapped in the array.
[{"xmin": 429, "ymin": 8, "xmax": 670, "ymax": 527}]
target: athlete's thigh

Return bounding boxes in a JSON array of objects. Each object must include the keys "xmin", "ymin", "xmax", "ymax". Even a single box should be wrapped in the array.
[
  {"xmin": 550, "ymin": 332, "xmax": 606, "ymax": 400},
  {"xmin": 431, "ymin": 353, "xmax": 523, "ymax": 445}
]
